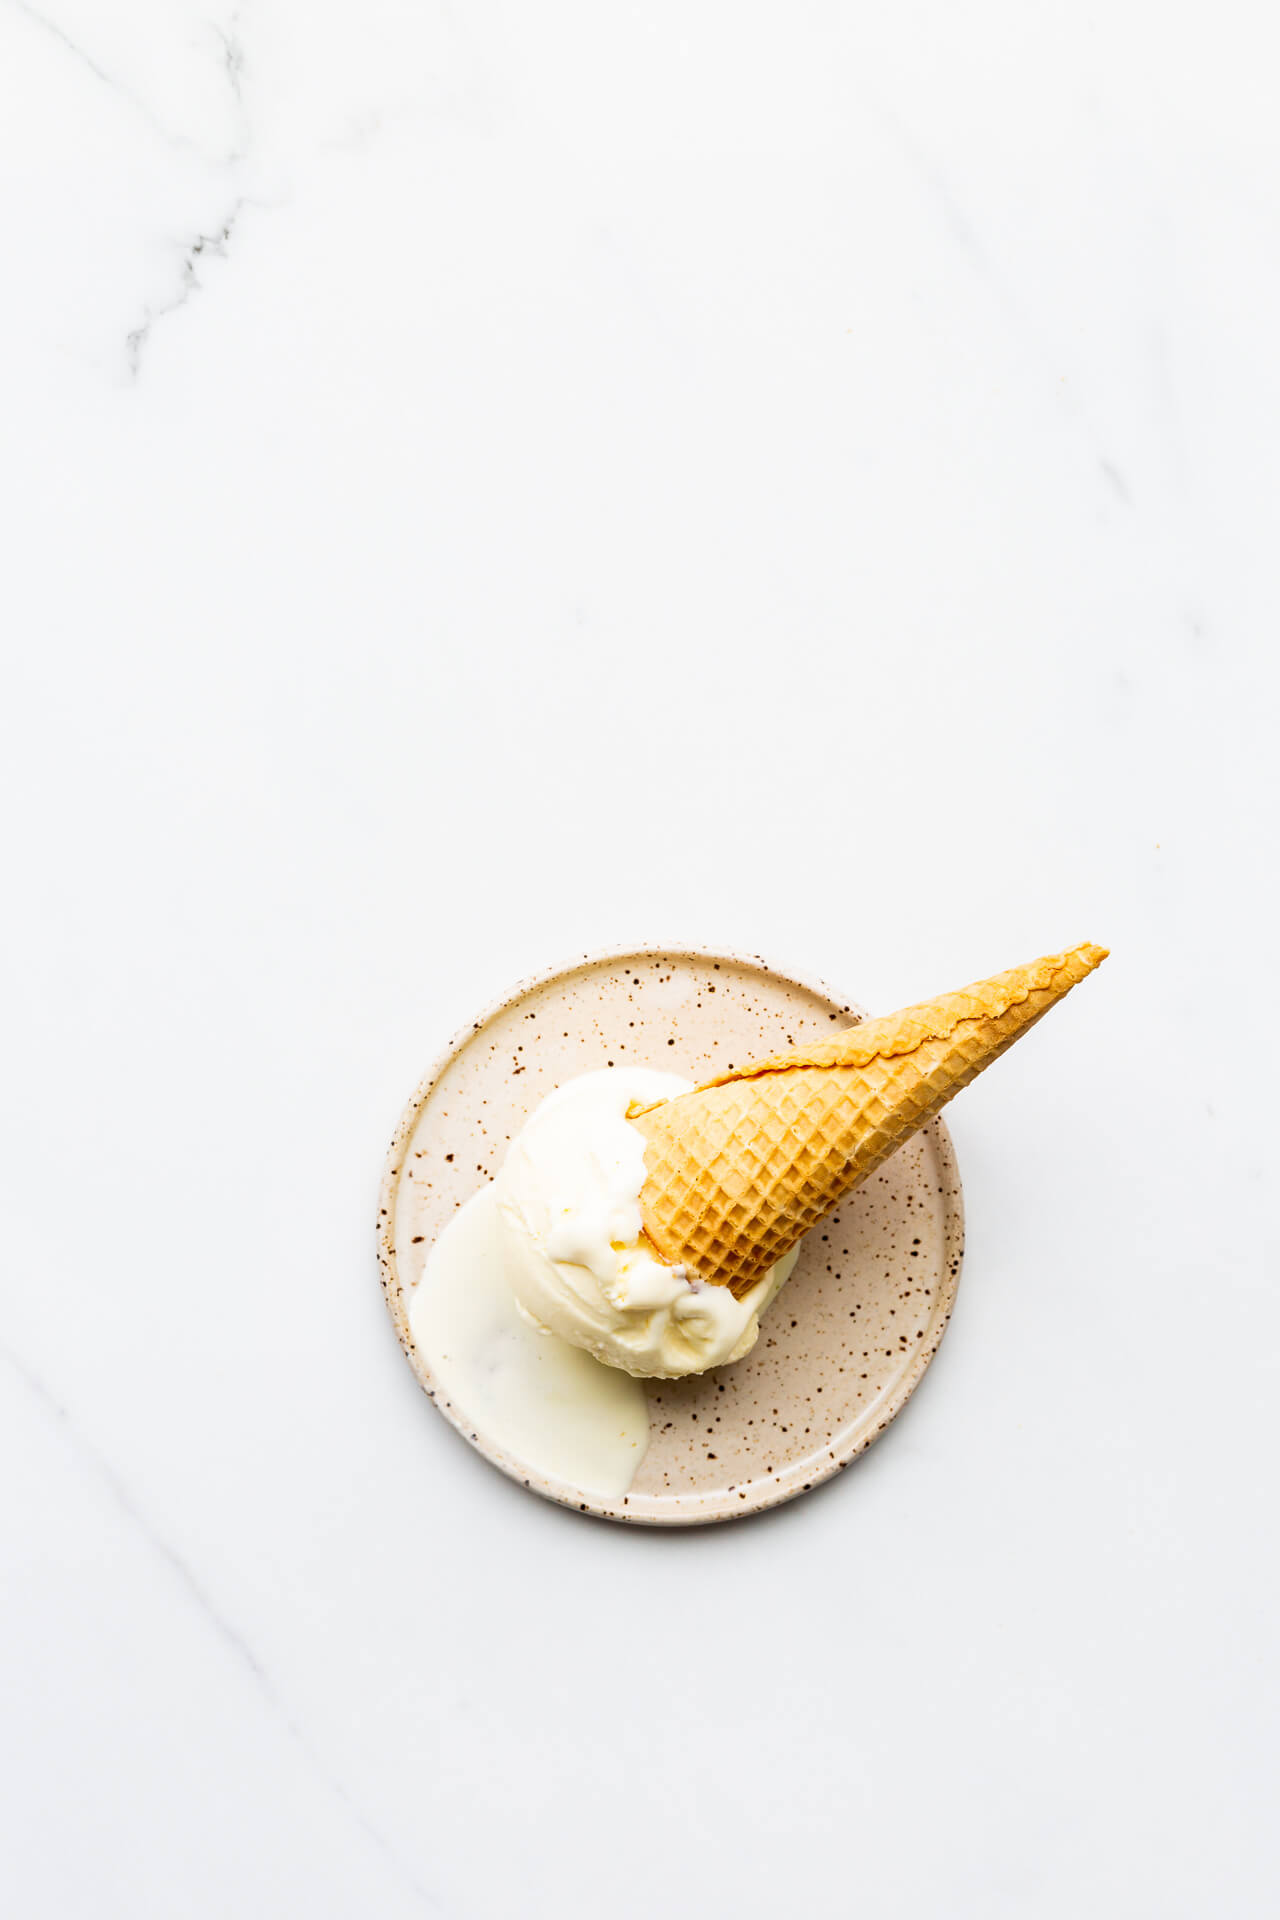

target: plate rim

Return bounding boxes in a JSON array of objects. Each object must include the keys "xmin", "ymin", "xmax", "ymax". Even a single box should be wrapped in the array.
[{"xmin": 377, "ymin": 943, "xmax": 964, "ymax": 1526}]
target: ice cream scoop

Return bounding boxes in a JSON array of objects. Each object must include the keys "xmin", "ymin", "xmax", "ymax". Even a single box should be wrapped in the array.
[{"xmin": 493, "ymin": 1066, "xmax": 798, "ymax": 1378}]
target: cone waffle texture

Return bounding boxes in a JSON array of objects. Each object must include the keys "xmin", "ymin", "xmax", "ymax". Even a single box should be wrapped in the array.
[{"xmin": 631, "ymin": 943, "xmax": 1107, "ymax": 1297}]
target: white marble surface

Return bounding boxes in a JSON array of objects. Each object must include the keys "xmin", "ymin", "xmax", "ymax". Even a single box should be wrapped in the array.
[{"xmin": 3, "ymin": 4, "xmax": 1277, "ymax": 1914}]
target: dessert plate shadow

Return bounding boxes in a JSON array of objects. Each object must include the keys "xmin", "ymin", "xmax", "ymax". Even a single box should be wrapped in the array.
[{"xmin": 378, "ymin": 946, "xmax": 964, "ymax": 1525}]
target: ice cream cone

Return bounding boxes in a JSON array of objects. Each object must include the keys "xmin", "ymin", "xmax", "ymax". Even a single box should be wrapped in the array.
[{"xmin": 630, "ymin": 943, "xmax": 1108, "ymax": 1297}]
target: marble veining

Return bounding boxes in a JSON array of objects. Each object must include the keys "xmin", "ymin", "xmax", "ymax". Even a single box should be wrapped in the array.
[
  {"xmin": 125, "ymin": 199, "xmax": 247, "ymax": 378},
  {"xmin": 4, "ymin": 1346, "xmax": 442, "ymax": 1915},
  {"xmin": 7, "ymin": 0, "xmax": 255, "ymax": 376}
]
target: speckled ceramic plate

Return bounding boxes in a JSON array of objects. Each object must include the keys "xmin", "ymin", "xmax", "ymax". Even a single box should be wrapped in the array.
[{"xmin": 378, "ymin": 947, "xmax": 964, "ymax": 1525}]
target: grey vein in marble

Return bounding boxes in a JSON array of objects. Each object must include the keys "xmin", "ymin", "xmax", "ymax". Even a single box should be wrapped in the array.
[
  {"xmin": 5, "ymin": 1345, "xmax": 443, "ymax": 1914},
  {"xmin": 11, "ymin": 0, "xmax": 184, "ymax": 148},
  {"xmin": 213, "ymin": 11, "xmax": 250, "ymax": 162},
  {"xmin": 867, "ymin": 87, "xmax": 1136, "ymax": 509},
  {"xmin": 120, "ymin": 12, "xmax": 258, "ymax": 376},
  {"xmin": 11, "ymin": 1, "xmax": 257, "ymax": 376},
  {"xmin": 125, "ymin": 200, "xmax": 245, "ymax": 378}
]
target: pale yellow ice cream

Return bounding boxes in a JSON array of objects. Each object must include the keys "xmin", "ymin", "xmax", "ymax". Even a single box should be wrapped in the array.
[{"xmin": 495, "ymin": 1068, "xmax": 797, "ymax": 1378}]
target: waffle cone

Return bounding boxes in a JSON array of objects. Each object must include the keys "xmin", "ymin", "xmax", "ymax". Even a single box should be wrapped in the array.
[{"xmin": 631, "ymin": 943, "xmax": 1107, "ymax": 1297}]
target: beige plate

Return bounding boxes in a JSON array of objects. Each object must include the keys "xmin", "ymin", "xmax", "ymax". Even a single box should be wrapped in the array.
[{"xmin": 378, "ymin": 947, "xmax": 964, "ymax": 1525}]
